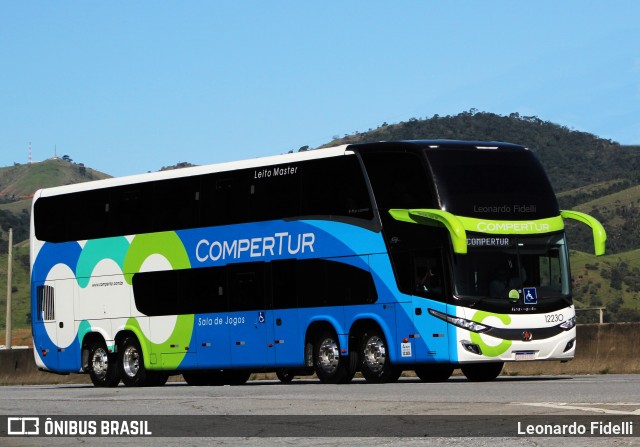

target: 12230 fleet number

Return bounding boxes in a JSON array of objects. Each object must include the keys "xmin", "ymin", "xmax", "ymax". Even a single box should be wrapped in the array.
[{"xmin": 544, "ymin": 313, "xmax": 564, "ymax": 323}]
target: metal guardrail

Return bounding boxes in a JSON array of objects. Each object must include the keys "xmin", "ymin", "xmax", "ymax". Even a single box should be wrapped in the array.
[{"xmin": 576, "ymin": 307, "xmax": 606, "ymax": 324}]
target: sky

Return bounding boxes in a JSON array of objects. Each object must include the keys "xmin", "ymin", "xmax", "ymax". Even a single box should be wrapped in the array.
[{"xmin": 1, "ymin": 1, "xmax": 639, "ymax": 177}]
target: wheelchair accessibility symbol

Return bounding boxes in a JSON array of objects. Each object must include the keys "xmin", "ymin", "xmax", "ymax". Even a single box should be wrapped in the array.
[
  {"xmin": 523, "ymin": 287, "xmax": 538, "ymax": 305},
  {"xmin": 258, "ymin": 311, "xmax": 266, "ymax": 324}
]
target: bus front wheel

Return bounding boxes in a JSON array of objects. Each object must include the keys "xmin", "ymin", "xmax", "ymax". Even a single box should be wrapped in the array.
[
  {"xmin": 88, "ymin": 340, "xmax": 120, "ymax": 387},
  {"xmin": 461, "ymin": 362, "xmax": 504, "ymax": 382},
  {"xmin": 414, "ymin": 364, "xmax": 454, "ymax": 382}
]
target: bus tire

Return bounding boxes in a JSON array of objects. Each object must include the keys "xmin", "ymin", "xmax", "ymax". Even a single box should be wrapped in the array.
[
  {"xmin": 313, "ymin": 331, "xmax": 355, "ymax": 384},
  {"xmin": 183, "ymin": 371, "xmax": 227, "ymax": 386},
  {"xmin": 461, "ymin": 362, "xmax": 504, "ymax": 382},
  {"xmin": 276, "ymin": 369, "xmax": 294, "ymax": 383},
  {"xmin": 145, "ymin": 371, "xmax": 169, "ymax": 386},
  {"xmin": 88, "ymin": 340, "xmax": 120, "ymax": 387},
  {"xmin": 414, "ymin": 364, "xmax": 454, "ymax": 382},
  {"xmin": 183, "ymin": 372, "xmax": 210, "ymax": 386},
  {"xmin": 224, "ymin": 370, "xmax": 251, "ymax": 385},
  {"xmin": 359, "ymin": 328, "xmax": 400, "ymax": 383},
  {"xmin": 119, "ymin": 335, "xmax": 148, "ymax": 387}
]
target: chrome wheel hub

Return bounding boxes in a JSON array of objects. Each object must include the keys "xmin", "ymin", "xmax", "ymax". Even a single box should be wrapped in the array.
[
  {"xmin": 317, "ymin": 338, "xmax": 340, "ymax": 374},
  {"xmin": 122, "ymin": 345, "xmax": 140, "ymax": 378},
  {"xmin": 363, "ymin": 336, "xmax": 386, "ymax": 373},
  {"xmin": 91, "ymin": 347, "xmax": 109, "ymax": 379}
]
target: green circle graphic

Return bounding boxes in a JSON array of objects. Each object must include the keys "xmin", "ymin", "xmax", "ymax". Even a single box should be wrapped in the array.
[
  {"xmin": 469, "ymin": 311, "xmax": 512, "ymax": 357},
  {"xmin": 123, "ymin": 232, "xmax": 194, "ymax": 370}
]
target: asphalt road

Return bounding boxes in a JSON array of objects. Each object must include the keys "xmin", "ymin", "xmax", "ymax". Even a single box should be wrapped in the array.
[{"xmin": 1, "ymin": 374, "xmax": 639, "ymax": 446}]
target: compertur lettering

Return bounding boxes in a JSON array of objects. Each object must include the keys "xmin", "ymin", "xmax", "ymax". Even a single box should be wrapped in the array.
[
  {"xmin": 476, "ymin": 221, "xmax": 550, "ymax": 233},
  {"xmin": 196, "ymin": 231, "xmax": 315, "ymax": 262}
]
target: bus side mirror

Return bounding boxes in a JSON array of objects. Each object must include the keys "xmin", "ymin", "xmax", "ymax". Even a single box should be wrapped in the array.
[
  {"xmin": 560, "ymin": 210, "xmax": 607, "ymax": 256},
  {"xmin": 389, "ymin": 209, "xmax": 468, "ymax": 254}
]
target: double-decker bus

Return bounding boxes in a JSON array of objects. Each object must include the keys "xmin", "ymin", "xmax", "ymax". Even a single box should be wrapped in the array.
[{"xmin": 30, "ymin": 140, "xmax": 606, "ymax": 387}]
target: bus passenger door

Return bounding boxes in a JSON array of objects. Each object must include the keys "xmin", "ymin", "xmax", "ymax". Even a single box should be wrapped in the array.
[
  {"xmin": 228, "ymin": 264, "xmax": 269, "ymax": 368},
  {"xmin": 229, "ymin": 310, "xmax": 269, "ymax": 367},
  {"xmin": 194, "ymin": 314, "xmax": 231, "ymax": 368},
  {"xmin": 192, "ymin": 265, "xmax": 231, "ymax": 368},
  {"xmin": 269, "ymin": 260, "xmax": 302, "ymax": 367},
  {"xmin": 269, "ymin": 308, "xmax": 301, "ymax": 367}
]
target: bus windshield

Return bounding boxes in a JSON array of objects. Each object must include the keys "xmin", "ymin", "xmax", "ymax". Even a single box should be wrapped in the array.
[
  {"xmin": 423, "ymin": 147, "xmax": 559, "ymax": 220},
  {"xmin": 452, "ymin": 233, "xmax": 570, "ymax": 302}
]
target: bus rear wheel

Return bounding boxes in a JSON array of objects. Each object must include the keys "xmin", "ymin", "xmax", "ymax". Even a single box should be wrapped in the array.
[
  {"xmin": 461, "ymin": 362, "xmax": 504, "ymax": 382},
  {"xmin": 414, "ymin": 364, "xmax": 454, "ymax": 382},
  {"xmin": 119, "ymin": 335, "xmax": 149, "ymax": 387},
  {"xmin": 88, "ymin": 341, "xmax": 120, "ymax": 387},
  {"xmin": 359, "ymin": 328, "xmax": 401, "ymax": 383},
  {"xmin": 313, "ymin": 331, "xmax": 355, "ymax": 384}
]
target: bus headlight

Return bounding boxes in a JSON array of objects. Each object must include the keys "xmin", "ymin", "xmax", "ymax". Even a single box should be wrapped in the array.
[
  {"xmin": 559, "ymin": 316, "xmax": 576, "ymax": 330},
  {"xmin": 428, "ymin": 309, "xmax": 489, "ymax": 333}
]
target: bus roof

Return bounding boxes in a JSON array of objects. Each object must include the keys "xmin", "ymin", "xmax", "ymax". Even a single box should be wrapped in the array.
[
  {"xmin": 34, "ymin": 140, "xmax": 530, "ymax": 199},
  {"xmin": 35, "ymin": 144, "xmax": 352, "ymax": 198},
  {"xmin": 349, "ymin": 140, "xmax": 528, "ymax": 152}
]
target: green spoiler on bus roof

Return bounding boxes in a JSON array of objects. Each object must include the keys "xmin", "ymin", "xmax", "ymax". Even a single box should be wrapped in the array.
[{"xmin": 389, "ymin": 209, "xmax": 606, "ymax": 256}]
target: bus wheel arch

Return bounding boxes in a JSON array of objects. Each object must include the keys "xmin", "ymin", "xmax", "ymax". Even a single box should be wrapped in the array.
[{"xmin": 83, "ymin": 333, "xmax": 120, "ymax": 388}]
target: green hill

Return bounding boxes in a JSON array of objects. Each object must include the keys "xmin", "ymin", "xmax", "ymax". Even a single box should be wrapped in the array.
[
  {"xmin": 570, "ymin": 185, "xmax": 640, "ymax": 254},
  {"xmin": 570, "ymin": 249, "xmax": 640, "ymax": 323},
  {"xmin": 1, "ymin": 159, "xmax": 111, "ymax": 336},
  {"xmin": 0, "ymin": 241, "xmax": 30, "ymax": 337},
  {"xmin": 0, "ymin": 158, "xmax": 110, "ymax": 199},
  {"xmin": 0, "ymin": 159, "xmax": 111, "ymax": 250}
]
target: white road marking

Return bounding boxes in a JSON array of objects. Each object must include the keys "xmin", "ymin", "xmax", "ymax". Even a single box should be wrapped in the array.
[{"xmin": 511, "ymin": 402, "xmax": 640, "ymax": 415}]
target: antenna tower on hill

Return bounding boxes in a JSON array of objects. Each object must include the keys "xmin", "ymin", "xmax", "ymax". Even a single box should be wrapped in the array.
[{"xmin": 28, "ymin": 141, "xmax": 32, "ymax": 164}]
